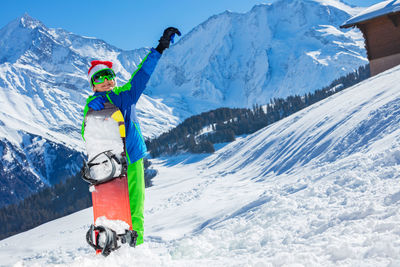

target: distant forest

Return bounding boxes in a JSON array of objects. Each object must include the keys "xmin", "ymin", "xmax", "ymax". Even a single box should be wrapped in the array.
[
  {"xmin": 146, "ymin": 64, "xmax": 370, "ymax": 157},
  {"xmin": 0, "ymin": 64, "xmax": 370, "ymax": 240}
]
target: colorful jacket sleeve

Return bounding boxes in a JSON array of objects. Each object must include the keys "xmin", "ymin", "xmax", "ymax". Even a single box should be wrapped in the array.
[{"xmin": 107, "ymin": 48, "xmax": 161, "ymax": 109}]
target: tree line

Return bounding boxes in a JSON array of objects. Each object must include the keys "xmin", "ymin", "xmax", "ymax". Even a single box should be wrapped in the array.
[{"xmin": 146, "ymin": 64, "xmax": 370, "ymax": 156}]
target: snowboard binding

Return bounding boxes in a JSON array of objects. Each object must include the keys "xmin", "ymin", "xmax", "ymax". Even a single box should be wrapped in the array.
[
  {"xmin": 81, "ymin": 150, "xmax": 128, "ymax": 185},
  {"xmin": 86, "ymin": 224, "xmax": 138, "ymax": 256}
]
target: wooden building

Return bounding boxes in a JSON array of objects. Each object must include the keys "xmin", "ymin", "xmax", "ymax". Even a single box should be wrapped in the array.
[{"xmin": 341, "ymin": 0, "xmax": 400, "ymax": 76}]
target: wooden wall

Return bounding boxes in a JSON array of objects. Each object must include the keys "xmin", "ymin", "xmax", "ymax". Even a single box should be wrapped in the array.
[
  {"xmin": 357, "ymin": 12, "xmax": 400, "ymax": 75},
  {"xmin": 370, "ymin": 53, "xmax": 400, "ymax": 76}
]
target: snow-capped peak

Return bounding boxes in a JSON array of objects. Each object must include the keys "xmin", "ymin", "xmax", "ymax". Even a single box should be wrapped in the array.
[
  {"xmin": 0, "ymin": 14, "xmax": 50, "ymax": 63},
  {"xmin": 147, "ymin": 0, "xmax": 367, "ymax": 115},
  {"xmin": 272, "ymin": 0, "xmax": 361, "ymax": 14},
  {"xmin": 19, "ymin": 13, "xmax": 46, "ymax": 29},
  {"xmin": 309, "ymin": 0, "xmax": 362, "ymax": 14}
]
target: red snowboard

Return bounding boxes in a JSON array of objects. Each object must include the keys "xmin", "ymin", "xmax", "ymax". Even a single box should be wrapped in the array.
[
  {"xmin": 83, "ymin": 103, "xmax": 133, "ymax": 254},
  {"xmin": 91, "ymin": 175, "xmax": 133, "ymax": 230}
]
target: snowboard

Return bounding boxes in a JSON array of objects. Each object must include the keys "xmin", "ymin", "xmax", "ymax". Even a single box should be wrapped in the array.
[{"xmin": 83, "ymin": 102, "xmax": 135, "ymax": 255}]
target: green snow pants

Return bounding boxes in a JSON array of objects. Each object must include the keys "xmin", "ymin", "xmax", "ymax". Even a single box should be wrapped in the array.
[{"xmin": 127, "ymin": 158, "xmax": 145, "ymax": 245}]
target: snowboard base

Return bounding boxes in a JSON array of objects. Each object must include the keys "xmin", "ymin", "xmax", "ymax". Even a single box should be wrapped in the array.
[
  {"xmin": 91, "ymin": 175, "xmax": 133, "ymax": 255},
  {"xmin": 91, "ymin": 175, "xmax": 132, "ymax": 228}
]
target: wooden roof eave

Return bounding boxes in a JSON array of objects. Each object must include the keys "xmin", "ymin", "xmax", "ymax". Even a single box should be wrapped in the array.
[{"xmin": 341, "ymin": 10, "xmax": 400, "ymax": 29}]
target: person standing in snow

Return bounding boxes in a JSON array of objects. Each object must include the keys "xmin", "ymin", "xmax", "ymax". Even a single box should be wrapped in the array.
[{"xmin": 81, "ymin": 27, "xmax": 181, "ymax": 246}]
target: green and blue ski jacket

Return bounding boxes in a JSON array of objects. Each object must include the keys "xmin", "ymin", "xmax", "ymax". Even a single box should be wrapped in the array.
[{"xmin": 82, "ymin": 48, "xmax": 161, "ymax": 164}]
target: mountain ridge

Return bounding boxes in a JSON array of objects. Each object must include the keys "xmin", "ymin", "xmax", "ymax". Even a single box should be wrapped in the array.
[{"xmin": 146, "ymin": 0, "xmax": 367, "ymax": 115}]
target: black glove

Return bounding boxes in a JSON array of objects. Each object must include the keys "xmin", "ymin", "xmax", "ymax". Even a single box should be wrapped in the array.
[{"xmin": 155, "ymin": 27, "xmax": 181, "ymax": 54}]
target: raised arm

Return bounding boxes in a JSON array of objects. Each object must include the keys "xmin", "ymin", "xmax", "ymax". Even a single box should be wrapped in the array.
[
  {"xmin": 109, "ymin": 27, "xmax": 181, "ymax": 106},
  {"xmin": 111, "ymin": 49, "xmax": 161, "ymax": 105}
]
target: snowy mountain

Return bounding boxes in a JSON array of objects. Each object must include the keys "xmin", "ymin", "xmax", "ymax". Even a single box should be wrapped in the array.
[
  {"xmin": 0, "ymin": 0, "xmax": 367, "ymax": 206},
  {"xmin": 2, "ymin": 63, "xmax": 400, "ymax": 266},
  {"xmin": 147, "ymin": 0, "xmax": 367, "ymax": 115}
]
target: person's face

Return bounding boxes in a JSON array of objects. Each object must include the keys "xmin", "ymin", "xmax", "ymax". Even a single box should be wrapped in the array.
[{"xmin": 92, "ymin": 78, "xmax": 115, "ymax": 92}]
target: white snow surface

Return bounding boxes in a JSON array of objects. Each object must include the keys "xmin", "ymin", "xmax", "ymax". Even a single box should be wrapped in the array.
[
  {"xmin": 95, "ymin": 217, "xmax": 130, "ymax": 235},
  {"xmin": 2, "ymin": 64, "xmax": 400, "ymax": 266},
  {"xmin": 342, "ymin": 0, "xmax": 400, "ymax": 27}
]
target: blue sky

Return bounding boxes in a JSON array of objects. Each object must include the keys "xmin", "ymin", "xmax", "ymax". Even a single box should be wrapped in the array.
[{"xmin": 1, "ymin": 0, "xmax": 383, "ymax": 50}]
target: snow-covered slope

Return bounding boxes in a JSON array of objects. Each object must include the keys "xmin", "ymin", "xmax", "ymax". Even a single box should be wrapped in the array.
[
  {"xmin": 147, "ymin": 0, "xmax": 367, "ymax": 115},
  {"xmin": 2, "ymin": 64, "xmax": 400, "ymax": 266}
]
